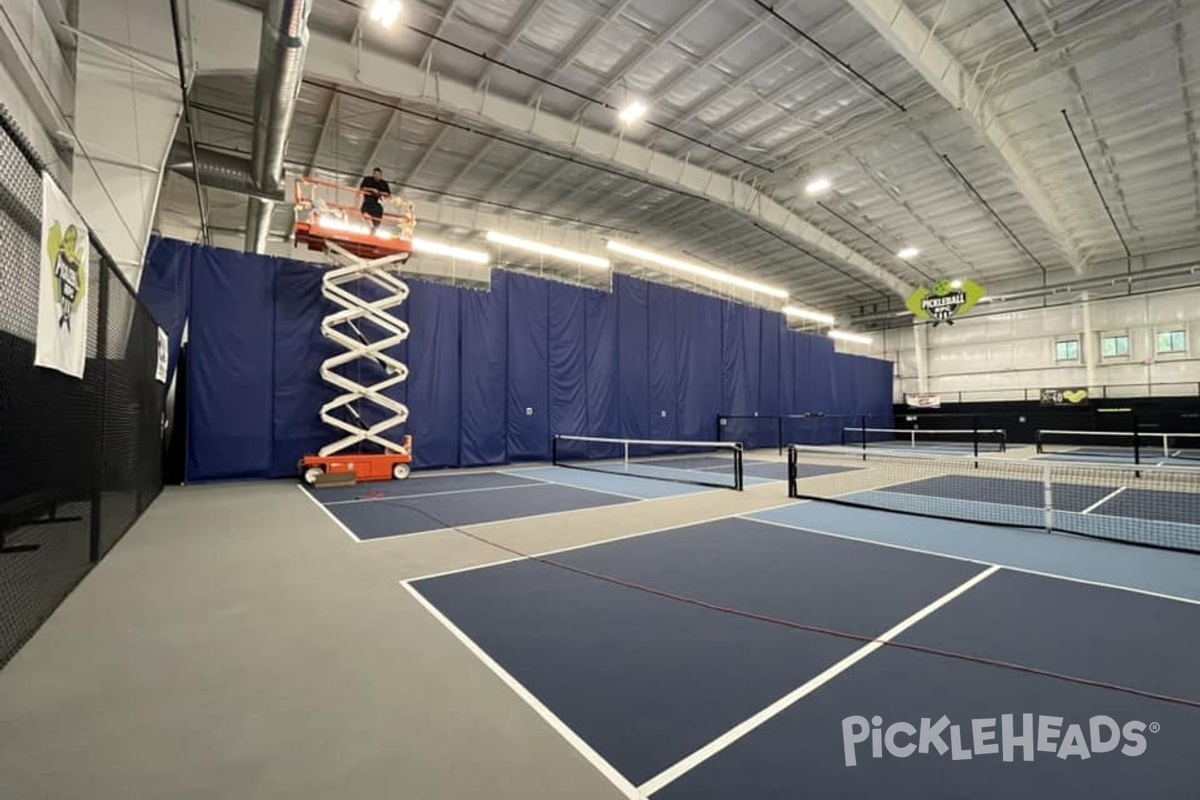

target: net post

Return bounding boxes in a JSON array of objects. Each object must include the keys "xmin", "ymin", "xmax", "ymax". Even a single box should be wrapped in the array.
[
  {"xmin": 860, "ymin": 415, "xmax": 867, "ymax": 461},
  {"xmin": 734, "ymin": 444, "xmax": 744, "ymax": 491},
  {"xmin": 623, "ymin": 440, "xmax": 629, "ymax": 472},
  {"xmin": 1042, "ymin": 464, "xmax": 1053, "ymax": 533},
  {"xmin": 787, "ymin": 446, "xmax": 797, "ymax": 498},
  {"xmin": 1132, "ymin": 411, "xmax": 1141, "ymax": 478},
  {"xmin": 973, "ymin": 416, "xmax": 979, "ymax": 468},
  {"xmin": 552, "ymin": 435, "xmax": 558, "ymax": 466},
  {"xmin": 777, "ymin": 416, "xmax": 784, "ymax": 457}
]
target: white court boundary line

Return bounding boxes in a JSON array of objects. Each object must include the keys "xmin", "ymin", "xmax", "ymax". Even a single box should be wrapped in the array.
[
  {"xmin": 1081, "ymin": 486, "xmax": 1126, "ymax": 514},
  {"xmin": 403, "ymin": 499, "xmax": 800, "ymax": 584},
  {"xmin": 638, "ymin": 565, "xmax": 1001, "ymax": 796},
  {"xmin": 402, "ymin": 582, "xmax": 643, "ymax": 799},
  {"xmin": 745, "ymin": 514, "xmax": 1200, "ymax": 607},
  {"xmin": 296, "ymin": 483, "xmax": 363, "ymax": 542},
  {"xmin": 323, "ymin": 480, "xmax": 554, "ymax": 506}
]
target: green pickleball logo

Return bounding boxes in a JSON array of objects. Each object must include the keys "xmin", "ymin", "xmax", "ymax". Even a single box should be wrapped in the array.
[{"xmin": 906, "ymin": 280, "xmax": 985, "ymax": 326}]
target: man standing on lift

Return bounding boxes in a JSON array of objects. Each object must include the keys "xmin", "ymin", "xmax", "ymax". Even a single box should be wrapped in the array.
[{"xmin": 359, "ymin": 167, "xmax": 391, "ymax": 232}]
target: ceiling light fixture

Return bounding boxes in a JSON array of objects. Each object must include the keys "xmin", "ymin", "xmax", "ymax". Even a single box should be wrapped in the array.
[
  {"xmin": 829, "ymin": 329, "xmax": 873, "ymax": 345},
  {"xmin": 486, "ymin": 231, "xmax": 610, "ymax": 270},
  {"xmin": 782, "ymin": 305, "xmax": 835, "ymax": 325},
  {"xmin": 618, "ymin": 100, "xmax": 647, "ymax": 124},
  {"xmin": 369, "ymin": 0, "xmax": 402, "ymax": 28},
  {"xmin": 804, "ymin": 178, "xmax": 831, "ymax": 195},
  {"xmin": 411, "ymin": 237, "xmax": 490, "ymax": 265},
  {"xmin": 606, "ymin": 241, "xmax": 789, "ymax": 299},
  {"xmin": 897, "ymin": 247, "xmax": 919, "ymax": 260}
]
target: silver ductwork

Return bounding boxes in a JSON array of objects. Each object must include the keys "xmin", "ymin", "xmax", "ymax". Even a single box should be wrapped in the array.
[
  {"xmin": 166, "ymin": 142, "xmax": 286, "ymax": 202},
  {"xmin": 244, "ymin": 0, "xmax": 312, "ymax": 253}
]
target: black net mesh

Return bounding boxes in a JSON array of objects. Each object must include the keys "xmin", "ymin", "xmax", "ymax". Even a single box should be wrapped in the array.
[{"xmin": 0, "ymin": 106, "xmax": 164, "ymax": 667}]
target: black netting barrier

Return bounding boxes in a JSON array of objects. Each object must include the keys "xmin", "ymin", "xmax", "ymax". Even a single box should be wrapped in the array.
[{"xmin": 0, "ymin": 105, "xmax": 165, "ymax": 668}]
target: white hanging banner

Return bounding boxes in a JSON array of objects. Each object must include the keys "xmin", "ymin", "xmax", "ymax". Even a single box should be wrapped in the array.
[
  {"xmin": 156, "ymin": 328, "xmax": 169, "ymax": 383},
  {"xmin": 34, "ymin": 173, "xmax": 90, "ymax": 379}
]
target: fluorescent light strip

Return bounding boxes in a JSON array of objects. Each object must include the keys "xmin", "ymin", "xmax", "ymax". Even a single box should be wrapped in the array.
[
  {"xmin": 829, "ymin": 329, "xmax": 872, "ymax": 345},
  {"xmin": 486, "ymin": 231, "xmax": 610, "ymax": 270},
  {"xmin": 606, "ymin": 241, "xmax": 789, "ymax": 300},
  {"xmin": 782, "ymin": 305, "xmax": 835, "ymax": 325},
  {"xmin": 411, "ymin": 237, "xmax": 490, "ymax": 265}
]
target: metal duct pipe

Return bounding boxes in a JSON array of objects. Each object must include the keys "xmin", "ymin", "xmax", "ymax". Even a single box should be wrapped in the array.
[
  {"xmin": 166, "ymin": 142, "xmax": 286, "ymax": 202},
  {"xmin": 848, "ymin": 260, "xmax": 1200, "ymax": 326},
  {"xmin": 244, "ymin": 0, "xmax": 312, "ymax": 253}
]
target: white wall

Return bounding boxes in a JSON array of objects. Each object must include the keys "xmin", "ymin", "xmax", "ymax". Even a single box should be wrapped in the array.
[
  {"xmin": 0, "ymin": 0, "xmax": 74, "ymax": 187},
  {"xmin": 867, "ymin": 286, "xmax": 1200, "ymax": 403}
]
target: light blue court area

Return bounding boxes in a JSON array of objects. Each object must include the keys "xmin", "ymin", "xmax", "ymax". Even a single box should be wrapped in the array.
[
  {"xmin": 502, "ymin": 466, "xmax": 715, "ymax": 499},
  {"xmin": 746, "ymin": 503, "xmax": 1200, "ymax": 602},
  {"xmin": 1036, "ymin": 451, "xmax": 1200, "ymax": 468}
]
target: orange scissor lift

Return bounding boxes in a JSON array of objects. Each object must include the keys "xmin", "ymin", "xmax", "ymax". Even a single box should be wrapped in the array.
[{"xmin": 294, "ymin": 177, "xmax": 418, "ymax": 485}]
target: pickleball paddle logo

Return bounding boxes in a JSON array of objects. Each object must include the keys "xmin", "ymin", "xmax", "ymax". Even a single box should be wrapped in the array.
[{"xmin": 906, "ymin": 280, "xmax": 985, "ymax": 326}]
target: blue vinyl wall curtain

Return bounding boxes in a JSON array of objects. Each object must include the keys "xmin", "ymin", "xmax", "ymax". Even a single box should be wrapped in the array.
[{"xmin": 141, "ymin": 238, "xmax": 895, "ymax": 481}]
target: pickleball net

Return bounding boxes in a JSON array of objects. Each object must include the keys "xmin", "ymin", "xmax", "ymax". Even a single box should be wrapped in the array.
[
  {"xmin": 841, "ymin": 426, "xmax": 1008, "ymax": 453},
  {"xmin": 787, "ymin": 444, "xmax": 1200, "ymax": 553},
  {"xmin": 553, "ymin": 434, "xmax": 744, "ymax": 490},
  {"xmin": 1036, "ymin": 429, "xmax": 1200, "ymax": 463}
]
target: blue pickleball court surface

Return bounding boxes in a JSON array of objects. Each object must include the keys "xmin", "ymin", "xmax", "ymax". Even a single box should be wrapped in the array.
[
  {"xmin": 303, "ymin": 461, "xmax": 852, "ymax": 540},
  {"xmin": 408, "ymin": 513, "xmax": 1200, "ymax": 798}
]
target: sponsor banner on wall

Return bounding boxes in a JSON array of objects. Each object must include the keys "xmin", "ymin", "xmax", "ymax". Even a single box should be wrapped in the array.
[
  {"xmin": 1040, "ymin": 388, "xmax": 1090, "ymax": 407},
  {"xmin": 906, "ymin": 280, "xmax": 985, "ymax": 326},
  {"xmin": 33, "ymin": 172, "xmax": 90, "ymax": 379},
  {"xmin": 905, "ymin": 393, "xmax": 942, "ymax": 409}
]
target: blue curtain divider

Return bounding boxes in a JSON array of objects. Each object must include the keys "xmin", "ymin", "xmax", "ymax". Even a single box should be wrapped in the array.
[
  {"xmin": 647, "ymin": 283, "xmax": 679, "ymax": 442},
  {"xmin": 506, "ymin": 273, "xmax": 550, "ymax": 460},
  {"xmin": 460, "ymin": 273, "xmax": 507, "ymax": 466},
  {"xmin": 149, "ymin": 239, "xmax": 895, "ymax": 478},
  {"xmin": 185, "ymin": 246, "xmax": 277, "ymax": 481},
  {"xmin": 404, "ymin": 280, "xmax": 462, "ymax": 469},
  {"xmin": 138, "ymin": 235, "xmax": 192, "ymax": 383},
  {"xmin": 676, "ymin": 291, "xmax": 722, "ymax": 442},
  {"xmin": 585, "ymin": 286, "xmax": 619, "ymax": 439},
  {"xmin": 617, "ymin": 275, "xmax": 650, "ymax": 440},
  {"xmin": 549, "ymin": 281, "xmax": 588, "ymax": 439}
]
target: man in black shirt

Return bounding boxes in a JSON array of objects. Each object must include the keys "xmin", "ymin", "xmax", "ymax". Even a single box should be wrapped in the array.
[{"xmin": 359, "ymin": 168, "xmax": 390, "ymax": 231}]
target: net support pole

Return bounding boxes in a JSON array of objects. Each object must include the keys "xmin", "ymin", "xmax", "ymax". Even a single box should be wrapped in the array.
[
  {"xmin": 787, "ymin": 446, "xmax": 797, "ymax": 499},
  {"xmin": 861, "ymin": 415, "xmax": 868, "ymax": 462},
  {"xmin": 1042, "ymin": 464, "xmax": 1053, "ymax": 533},
  {"xmin": 973, "ymin": 416, "xmax": 979, "ymax": 469},
  {"xmin": 1133, "ymin": 411, "xmax": 1141, "ymax": 478},
  {"xmin": 623, "ymin": 441, "xmax": 629, "ymax": 472},
  {"xmin": 735, "ymin": 445, "xmax": 744, "ymax": 491},
  {"xmin": 777, "ymin": 416, "xmax": 784, "ymax": 457},
  {"xmin": 552, "ymin": 435, "xmax": 558, "ymax": 466}
]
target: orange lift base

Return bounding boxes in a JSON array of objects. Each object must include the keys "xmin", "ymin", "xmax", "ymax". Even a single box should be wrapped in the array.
[{"xmin": 299, "ymin": 438, "xmax": 414, "ymax": 485}]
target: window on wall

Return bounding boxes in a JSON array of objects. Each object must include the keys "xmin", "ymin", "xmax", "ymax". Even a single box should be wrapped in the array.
[
  {"xmin": 1055, "ymin": 339, "xmax": 1080, "ymax": 361},
  {"xmin": 1157, "ymin": 330, "xmax": 1187, "ymax": 354},
  {"xmin": 1101, "ymin": 334, "xmax": 1130, "ymax": 358}
]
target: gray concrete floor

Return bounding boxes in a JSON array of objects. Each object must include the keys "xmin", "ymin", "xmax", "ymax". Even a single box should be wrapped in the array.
[{"xmin": 0, "ymin": 476, "xmax": 792, "ymax": 800}]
